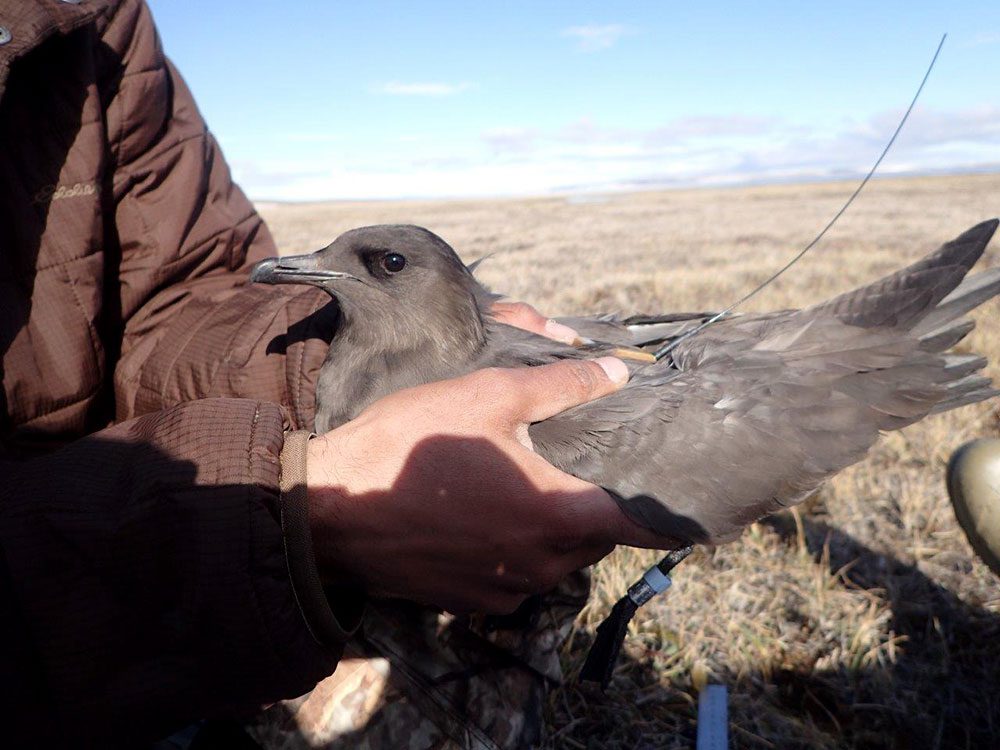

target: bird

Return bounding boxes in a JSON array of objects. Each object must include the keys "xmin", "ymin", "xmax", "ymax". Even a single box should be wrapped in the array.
[{"xmin": 251, "ymin": 220, "xmax": 1000, "ymax": 545}]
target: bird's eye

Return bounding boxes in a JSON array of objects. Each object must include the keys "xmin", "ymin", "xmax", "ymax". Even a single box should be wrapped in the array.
[{"xmin": 380, "ymin": 252, "xmax": 407, "ymax": 274}]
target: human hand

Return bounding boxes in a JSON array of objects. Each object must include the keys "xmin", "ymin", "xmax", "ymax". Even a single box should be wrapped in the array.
[
  {"xmin": 306, "ymin": 358, "xmax": 668, "ymax": 614},
  {"xmin": 489, "ymin": 300, "xmax": 581, "ymax": 345}
]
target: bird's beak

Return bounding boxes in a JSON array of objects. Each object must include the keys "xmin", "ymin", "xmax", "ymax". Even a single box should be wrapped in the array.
[{"xmin": 250, "ymin": 254, "xmax": 360, "ymax": 286}]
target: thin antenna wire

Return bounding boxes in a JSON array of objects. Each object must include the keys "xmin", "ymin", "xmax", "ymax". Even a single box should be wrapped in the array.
[{"xmin": 653, "ymin": 33, "xmax": 948, "ymax": 361}]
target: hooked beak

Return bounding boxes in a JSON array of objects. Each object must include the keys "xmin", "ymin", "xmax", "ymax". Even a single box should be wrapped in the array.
[{"xmin": 250, "ymin": 254, "xmax": 360, "ymax": 287}]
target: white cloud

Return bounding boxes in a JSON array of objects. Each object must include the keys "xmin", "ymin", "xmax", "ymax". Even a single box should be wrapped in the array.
[
  {"xmin": 524, "ymin": 115, "xmax": 776, "ymax": 150},
  {"xmin": 644, "ymin": 115, "xmax": 777, "ymax": 142},
  {"xmin": 866, "ymin": 105, "xmax": 1000, "ymax": 150},
  {"xmin": 232, "ymin": 106, "xmax": 1000, "ymax": 201},
  {"xmin": 966, "ymin": 31, "xmax": 1000, "ymax": 47},
  {"xmin": 482, "ymin": 127, "xmax": 540, "ymax": 153},
  {"xmin": 377, "ymin": 81, "xmax": 474, "ymax": 96},
  {"xmin": 560, "ymin": 24, "xmax": 631, "ymax": 52}
]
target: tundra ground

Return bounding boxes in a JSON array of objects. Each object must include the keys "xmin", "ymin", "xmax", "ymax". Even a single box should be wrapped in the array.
[{"xmin": 259, "ymin": 173, "xmax": 1000, "ymax": 749}]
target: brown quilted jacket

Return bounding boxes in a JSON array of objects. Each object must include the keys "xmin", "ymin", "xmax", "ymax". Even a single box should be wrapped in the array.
[{"xmin": 0, "ymin": 0, "xmax": 356, "ymax": 743}]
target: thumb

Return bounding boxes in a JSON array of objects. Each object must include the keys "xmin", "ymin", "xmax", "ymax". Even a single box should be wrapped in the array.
[{"xmin": 507, "ymin": 357, "xmax": 629, "ymax": 423}]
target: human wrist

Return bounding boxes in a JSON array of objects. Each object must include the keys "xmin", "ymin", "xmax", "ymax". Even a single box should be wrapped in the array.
[
  {"xmin": 280, "ymin": 430, "xmax": 364, "ymax": 644},
  {"xmin": 305, "ymin": 432, "xmax": 361, "ymax": 586}
]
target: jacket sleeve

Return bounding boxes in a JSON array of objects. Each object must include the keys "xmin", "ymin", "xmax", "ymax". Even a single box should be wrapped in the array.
[
  {"xmin": 101, "ymin": 0, "xmax": 335, "ymax": 429},
  {"xmin": 0, "ymin": 398, "xmax": 349, "ymax": 745}
]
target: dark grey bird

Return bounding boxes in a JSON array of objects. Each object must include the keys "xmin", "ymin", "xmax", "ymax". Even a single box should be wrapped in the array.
[{"xmin": 251, "ymin": 220, "xmax": 1000, "ymax": 544}]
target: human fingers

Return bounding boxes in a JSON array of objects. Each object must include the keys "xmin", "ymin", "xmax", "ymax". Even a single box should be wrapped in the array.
[
  {"xmin": 490, "ymin": 300, "xmax": 580, "ymax": 345},
  {"xmin": 497, "ymin": 357, "xmax": 629, "ymax": 424}
]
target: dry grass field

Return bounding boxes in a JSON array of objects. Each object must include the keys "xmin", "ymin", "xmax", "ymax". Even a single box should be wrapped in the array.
[{"xmin": 258, "ymin": 173, "xmax": 1000, "ymax": 749}]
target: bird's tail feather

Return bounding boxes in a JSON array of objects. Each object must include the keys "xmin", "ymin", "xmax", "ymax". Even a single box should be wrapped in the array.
[
  {"xmin": 942, "ymin": 353, "xmax": 989, "ymax": 379},
  {"xmin": 918, "ymin": 319, "xmax": 976, "ymax": 352},
  {"xmin": 929, "ymin": 377, "xmax": 1000, "ymax": 415},
  {"xmin": 794, "ymin": 220, "xmax": 1000, "ymax": 423},
  {"xmin": 805, "ymin": 219, "xmax": 998, "ymax": 331},
  {"xmin": 913, "ymin": 266, "xmax": 1000, "ymax": 341}
]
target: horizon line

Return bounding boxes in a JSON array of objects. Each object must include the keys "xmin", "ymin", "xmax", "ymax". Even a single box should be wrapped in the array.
[{"xmin": 249, "ymin": 164, "xmax": 1000, "ymax": 206}]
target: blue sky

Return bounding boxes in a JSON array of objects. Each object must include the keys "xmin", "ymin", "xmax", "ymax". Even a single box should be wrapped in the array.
[{"xmin": 147, "ymin": 1, "xmax": 1000, "ymax": 200}]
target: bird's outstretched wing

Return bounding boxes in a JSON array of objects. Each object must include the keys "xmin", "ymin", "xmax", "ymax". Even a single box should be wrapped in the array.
[{"xmin": 530, "ymin": 219, "xmax": 1000, "ymax": 544}]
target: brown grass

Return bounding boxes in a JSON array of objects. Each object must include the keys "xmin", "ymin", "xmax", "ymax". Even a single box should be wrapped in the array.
[{"xmin": 258, "ymin": 173, "xmax": 1000, "ymax": 749}]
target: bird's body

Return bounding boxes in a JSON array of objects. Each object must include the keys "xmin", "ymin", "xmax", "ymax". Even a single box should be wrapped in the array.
[{"xmin": 252, "ymin": 220, "xmax": 1000, "ymax": 544}]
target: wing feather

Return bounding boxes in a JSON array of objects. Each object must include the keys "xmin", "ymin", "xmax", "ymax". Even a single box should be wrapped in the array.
[{"xmin": 530, "ymin": 220, "xmax": 1000, "ymax": 543}]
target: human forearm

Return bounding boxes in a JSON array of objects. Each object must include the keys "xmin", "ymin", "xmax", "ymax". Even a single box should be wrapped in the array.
[{"xmin": 115, "ymin": 282, "xmax": 337, "ymax": 427}]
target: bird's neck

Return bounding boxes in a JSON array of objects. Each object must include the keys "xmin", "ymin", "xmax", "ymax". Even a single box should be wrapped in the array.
[
  {"xmin": 335, "ymin": 291, "xmax": 487, "ymax": 360},
  {"xmin": 314, "ymin": 298, "xmax": 488, "ymax": 432}
]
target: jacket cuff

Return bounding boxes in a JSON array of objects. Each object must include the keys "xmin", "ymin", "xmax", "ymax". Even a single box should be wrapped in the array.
[{"xmin": 280, "ymin": 430, "xmax": 365, "ymax": 646}]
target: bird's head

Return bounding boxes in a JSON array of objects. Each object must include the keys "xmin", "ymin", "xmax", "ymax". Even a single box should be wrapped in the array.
[{"xmin": 251, "ymin": 224, "xmax": 488, "ymax": 355}]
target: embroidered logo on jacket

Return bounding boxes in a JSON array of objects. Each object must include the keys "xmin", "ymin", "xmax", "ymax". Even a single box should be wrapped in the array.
[{"xmin": 34, "ymin": 182, "xmax": 97, "ymax": 204}]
